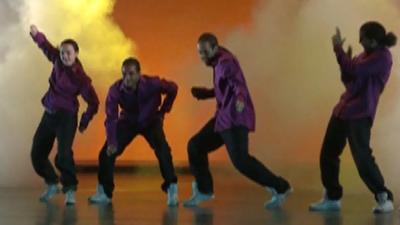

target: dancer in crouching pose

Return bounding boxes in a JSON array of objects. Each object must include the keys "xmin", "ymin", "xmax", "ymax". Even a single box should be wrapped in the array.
[{"xmin": 88, "ymin": 57, "xmax": 179, "ymax": 206}]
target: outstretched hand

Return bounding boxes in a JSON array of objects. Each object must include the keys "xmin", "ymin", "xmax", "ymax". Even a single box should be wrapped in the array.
[
  {"xmin": 191, "ymin": 87, "xmax": 208, "ymax": 100},
  {"xmin": 332, "ymin": 27, "xmax": 345, "ymax": 47},
  {"xmin": 30, "ymin": 25, "xmax": 39, "ymax": 36}
]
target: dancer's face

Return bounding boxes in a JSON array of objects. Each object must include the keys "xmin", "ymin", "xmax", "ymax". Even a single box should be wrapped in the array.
[
  {"xmin": 197, "ymin": 41, "xmax": 218, "ymax": 66},
  {"xmin": 60, "ymin": 43, "xmax": 78, "ymax": 66},
  {"xmin": 122, "ymin": 64, "xmax": 140, "ymax": 90},
  {"xmin": 359, "ymin": 31, "xmax": 378, "ymax": 53}
]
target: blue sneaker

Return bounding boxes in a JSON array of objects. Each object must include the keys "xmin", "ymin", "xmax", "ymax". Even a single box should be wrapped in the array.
[
  {"xmin": 373, "ymin": 192, "xmax": 393, "ymax": 214},
  {"xmin": 64, "ymin": 190, "xmax": 76, "ymax": 205},
  {"xmin": 309, "ymin": 191, "xmax": 341, "ymax": 212},
  {"xmin": 167, "ymin": 183, "xmax": 179, "ymax": 207},
  {"xmin": 264, "ymin": 186, "xmax": 293, "ymax": 209},
  {"xmin": 183, "ymin": 182, "xmax": 214, "ymax": 207},
  {"xmin": 39, "ymin": 184, "xmax": 60, "ymax": 202},
  {"xmin": 88, "ymin": 184, "xmax": 111, "ymax": 204}
]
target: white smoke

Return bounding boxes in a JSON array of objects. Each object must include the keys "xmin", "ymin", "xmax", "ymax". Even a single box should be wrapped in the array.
[{"xmin": 175, "ymin": 0, "xmax": 400, "ymax": 189}]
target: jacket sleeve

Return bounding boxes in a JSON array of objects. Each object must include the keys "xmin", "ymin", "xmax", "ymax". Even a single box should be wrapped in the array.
[
  {"xmin": 79, "ymin": 75, "xmax": 100, "ymax": 129},
  {"xmin": 159, "ymin": 78, "xmax": 178, "ymax": 114},
  {"xmin": 334, "ymin": 45, "xmax": 392, "ymax": 93},
  {"xmin": 220, "ymin": 59, "xmax": 247, "ymax": 102},
  {"xmin": 104, "ymin": 84, "xmax": 120, "ymax": 147},
  {"xmin": 30, "ymin": 31, "xmax": 59, "ymax": 63}
]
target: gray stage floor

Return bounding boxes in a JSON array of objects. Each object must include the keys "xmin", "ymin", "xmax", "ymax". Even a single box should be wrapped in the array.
[{"xmin": 0, "ymin": 165, "xmax": 398, "ymax": 225}]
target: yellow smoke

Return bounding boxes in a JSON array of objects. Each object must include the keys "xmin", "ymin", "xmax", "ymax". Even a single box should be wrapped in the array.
[{"xmin": 23, "ymin": 0, "xmax": 135, "ymax": 85}]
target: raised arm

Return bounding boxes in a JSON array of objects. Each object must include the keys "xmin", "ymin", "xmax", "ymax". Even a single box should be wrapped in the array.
[
  {"xmin": 335, "ymin": 46, "xmax": 391, "ymax": 94},
  {"xmin": 30, "ymin": 25, "xmax": 59, "ymax": 63}
]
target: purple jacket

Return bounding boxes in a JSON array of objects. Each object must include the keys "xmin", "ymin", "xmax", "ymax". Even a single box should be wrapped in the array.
[
  {"xmin": 332, "ymin": 45, "xmax": 392, "ymax": 121},
  {"xmin": 105, "ymin": 75, "xmax": 178, "ymax": 146},
  {"xmin": 31, "ymin": 32, "xmax": 99, "ymax": 128},
  {"xmin": 199, "ymin": 47, "xmax": 256, "ymax": 132}
]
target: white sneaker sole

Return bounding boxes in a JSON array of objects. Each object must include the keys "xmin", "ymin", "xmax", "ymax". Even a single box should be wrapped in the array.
[
  {"xmin": 265, "ymin": 188, "xmax": 293, "ymax": 209},
  {"xmin": 183, "ymin": 195, "xmax": 214, "ymax": 207},
  {"xmin": 39, "ymin": 189, "xmax": 60, "ymax": 202}
]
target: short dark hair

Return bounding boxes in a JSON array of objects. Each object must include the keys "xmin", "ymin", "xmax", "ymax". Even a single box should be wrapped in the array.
[
  {"xmin": 122, "ymin": 57, "xmax": 141, "ymax": 72},
  {"xmin": 61, "ymin": 39, "xmax": 79, "ymax": 52},
  {"xmin": 198, "ymin": 33, "xmax": 219, "ymax": 48},
  {"xmin": 360, "ymin": 21, "xmax": 397, "ymax": 47}
]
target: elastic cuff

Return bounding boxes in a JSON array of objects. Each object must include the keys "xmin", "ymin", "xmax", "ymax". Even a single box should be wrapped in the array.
[
  {"xmin": 161, "ymin": 179, "xmax": 178, "ymax": 193},
  {"xmin": 45, "ymin": 179, "xmax": 59, "ymax": 185},
  {"xmin": 276, "ymin": 178, "xmax": 291, "ymax": 194},
  {"xmin": 62, "ymin": 185, "xmax": 77, "ymax": 193}
]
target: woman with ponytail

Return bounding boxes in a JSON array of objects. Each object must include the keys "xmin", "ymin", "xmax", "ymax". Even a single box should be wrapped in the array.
[{"xmin": 310, "ymin": 21, "xmax": 397, "ymax": 214}]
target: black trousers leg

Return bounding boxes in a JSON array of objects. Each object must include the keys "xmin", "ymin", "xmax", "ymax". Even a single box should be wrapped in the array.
[
  {"xmin": 98, "ymin": 120, "xmax": 138, "ymax": 198},
  {"xmin": 54, "ymin": 111, "xmax": 78, "ymax": 193},
  {"xmin": 142, "ymin": 118, "xmax": 178, "ymax": 192},
  {"xmin": 187, "ymin": 118, "xmax": 224, "ymax": 194},
  {"xmin": 320, "ymin": 116, "xmax": 347, "ymax": 200},
  {"xmin": 31, "ymin": 112, "xmax": 58, "ymax": 184},
  {"xmin": 348, "ymin": 118, "xmax": 393, "ymax": 201},
  {"xmin": 220, "ymin": 126, "xmax": 290, "ymax": 193}
]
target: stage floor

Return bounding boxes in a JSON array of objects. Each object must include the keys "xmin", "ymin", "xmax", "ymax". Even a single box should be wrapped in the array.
[{"xmin": 0, "ymin": 165, "xmax": 398, "ymax": 225}]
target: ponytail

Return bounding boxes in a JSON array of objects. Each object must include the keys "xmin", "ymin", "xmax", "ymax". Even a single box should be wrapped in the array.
[{"xmin": 384, "ymin": 32, "xmax": 397, "ymax": 47}]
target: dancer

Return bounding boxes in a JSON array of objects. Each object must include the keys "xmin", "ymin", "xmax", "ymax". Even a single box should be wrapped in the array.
[
  {"xmin": 184, "ymin": 33, "xmax": 292, "ymax": 209},
  {"xmin": 30, "ymin": 25, "xmax": 99, "ymax": 205},
  {"xmin": 88, "ymin": 57, "xmax": 179, "ymax": 206},
  {"xmin": 309, "ymin": 22, "xmax": 397, "ymax": 213}
]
